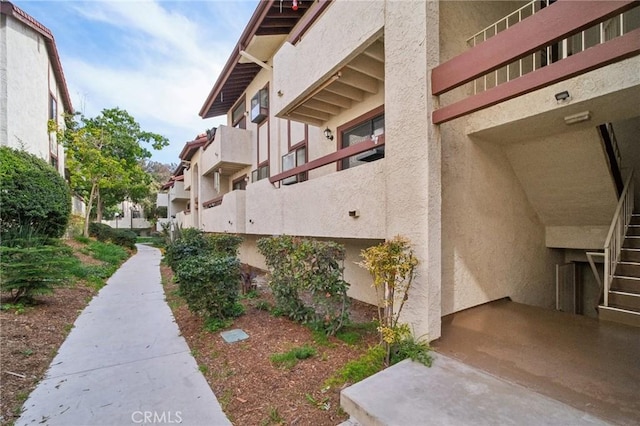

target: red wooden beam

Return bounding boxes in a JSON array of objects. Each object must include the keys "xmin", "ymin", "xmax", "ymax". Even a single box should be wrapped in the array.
[
  {"xmin": 431, "ymin": 0, "xmax": 637, "ymax": 96},
  {"xmin": 432, "ymin": 28, "xmax": 640, "ymax": 125}
]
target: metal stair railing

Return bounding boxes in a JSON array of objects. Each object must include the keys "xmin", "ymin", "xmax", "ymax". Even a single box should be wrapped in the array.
[{"xmin": 604, "ymin": 171, "xmax": 634, "ymax": 307}]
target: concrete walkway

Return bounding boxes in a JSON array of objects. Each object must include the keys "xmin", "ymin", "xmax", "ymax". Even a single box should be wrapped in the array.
[{"xmin": 17, "ymin": 244, "xmax": 230, "ymax": 426}]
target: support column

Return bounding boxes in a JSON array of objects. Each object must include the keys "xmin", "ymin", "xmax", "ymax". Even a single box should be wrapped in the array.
[{"xmin": 384, "ymin": 0, "xmax": 441, "ymax": 340}]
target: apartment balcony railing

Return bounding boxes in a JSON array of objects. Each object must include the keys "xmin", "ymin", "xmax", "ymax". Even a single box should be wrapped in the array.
[
  {"xmin": 246, "ymin": 140, "xmax": 386, "ymax": 240},
  {"xmin": 432, "ymin": 0, "xmax": 640, "ymax": 124},
  {"xmin": 202, "ymin": 125, "xmax": 252, "ymax": 176},
  {"xmin": 169, "ymin": 181, "xmax": 190, "ymax": 201},
  {"xmin": 270, "ymin": 135, "xmax": 385, "ymax": 184},
  {"xmin": 201, "ymin": 190, "xmax": 246, "ymax": 234}
]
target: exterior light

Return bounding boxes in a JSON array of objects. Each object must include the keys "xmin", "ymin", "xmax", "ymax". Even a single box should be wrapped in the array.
[
  {"xmin": 555, "ymin": 91, "xmax": 570, "ymax": 102},
  {"xmin": 324, "ymin": 127, "xmax": 334, "ymax": 141}
]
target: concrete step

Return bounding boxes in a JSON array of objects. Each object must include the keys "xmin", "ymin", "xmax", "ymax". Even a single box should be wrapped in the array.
[
  {"xmin": 611, "ymin": 276, "xmax": 640, "ymax": 293},
  {"xmin": 630, "ymin": 215, "xmax": 640, "ymax": 225},
  {"xmin": 599, "ymin": 305, "xmax": 640, "ymax": 328},
  {"xmin": 337, "ymin": 417, "xmax": 361, "ymax": 426},
  {"xmin": 609, "ymin": 291, "xmax": 640, "ymax": 311},
  {"xmin": 340, "ymin": 356, "xmax": 608, "ymax": 426},
  {"xmin": 619, "ymin": 248, "xmax": 640, "ymax": 263},
  {"xmin": 627, "ymin": 225, "xmax": 640, "ymax": 236},
  {"xmin": 614, "ymin": 261, "xmax": 640, "ymax": 277},
  {"xmin": 622, "ymin": 237, "xmax": 640, "ymax": 249}
]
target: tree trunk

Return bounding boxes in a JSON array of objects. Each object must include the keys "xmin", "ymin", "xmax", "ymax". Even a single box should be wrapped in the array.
[
  {"xmin": 83, "ymin": 183, "xmax": 98, "ymax": 237},
  {"xmin": 96, "ymin": 190, "xmax": 103, "ymax": 222}
]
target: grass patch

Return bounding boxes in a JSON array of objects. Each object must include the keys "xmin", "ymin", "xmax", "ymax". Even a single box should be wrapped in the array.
[
  {"xmin": 325, "ymin": 345, "xmax": 385, "ymax": 388},
  {"xmin": 84, "ymin": 240, "xmax": 129, "ymax": 265},
  {"xmin": 335, "ymin": 321, "xmax": 377, "ymax": 345},
  {"xmin": 270, "ymin": 345, "xmax": 317, "ymax": 369}
]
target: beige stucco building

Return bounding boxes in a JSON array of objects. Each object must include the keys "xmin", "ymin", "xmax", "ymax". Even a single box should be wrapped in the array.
[
  {"xmin": 160, "ymin": 0, "xmax": 640, "ymax": 340},
  {"xmin": 0, "ymin": 1, "xmax": 85, "ymax": 216}
]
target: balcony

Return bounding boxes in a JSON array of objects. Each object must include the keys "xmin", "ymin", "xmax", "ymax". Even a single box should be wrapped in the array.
[
  {"xmin": 272, "ymin": 1, "xmax": 384, "ymax": 126},
  {"xmin": 432, "ymin": 0, "xmax": 640, "ymax": 124},
  {"xmin": 175, "ymin": 210, "xmax": 193, "ymax": 230},
  {"xmin": 201, "ymin": 190, "xmax": 246, "ymax": 234},
  {"xmin": 245, "ymin": 153, "xmax": 385, "ymax": 239},
  {"xmin": 169, "ymin": 180, "xmax": 189, "ymax": 201},
  {"xmin": 201, "ymin": 126, "xmax": 252, "ymax": 176}
]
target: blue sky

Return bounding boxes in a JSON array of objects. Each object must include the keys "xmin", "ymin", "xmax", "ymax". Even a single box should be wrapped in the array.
[{"xmin": 15, "ymin": 0, "xmax": 259, "ymax": 165}]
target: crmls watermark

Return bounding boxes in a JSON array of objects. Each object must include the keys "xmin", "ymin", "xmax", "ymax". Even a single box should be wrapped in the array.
[{"xmin": 131, "ymin": 411, "xmax": 183, "ymax": 424}]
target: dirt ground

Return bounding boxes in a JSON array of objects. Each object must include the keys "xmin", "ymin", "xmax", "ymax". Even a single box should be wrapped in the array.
[
  {"xmin": 161, "ymin": 265, "xmax": 379, "ymax": 426},
  {"xmin": 0, "ymin": 244, "xmax": 379, "ymax": 426},
  {"xmin": 0, "ymin": 279, "xmax": 98, "ymax": 425}
]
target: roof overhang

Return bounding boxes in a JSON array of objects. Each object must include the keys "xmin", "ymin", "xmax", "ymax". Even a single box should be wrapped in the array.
[
  {"xmin": 199, "ymin": 0, "xmax": 314, "ymax": 119},
  {"xmin": 178, "ymin": 135, "xmax": 207, "ymax": 161},
  {"xmin": 1, "ymin": 1, "xmax": 73, "ymax": 113}
]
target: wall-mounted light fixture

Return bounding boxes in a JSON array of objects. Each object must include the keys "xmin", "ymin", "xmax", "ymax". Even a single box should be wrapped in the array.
[
  {"xmin": 564, "ymin": 111, "xmax": 591, "ymax": 125},
  {"xmin": 324, "ymin": 127, "xmax": 334, "ymax": 141},
  {"xmin": 555, "ymin": 90, "xmax": 571, "ymax": 102}
]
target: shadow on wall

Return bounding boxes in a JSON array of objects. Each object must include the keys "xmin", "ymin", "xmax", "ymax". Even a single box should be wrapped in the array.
[{"xmin": 440, "ymin": 132, "xmax": 563, "ymax": 316}]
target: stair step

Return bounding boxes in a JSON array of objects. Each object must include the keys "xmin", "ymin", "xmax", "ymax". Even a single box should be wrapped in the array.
[
  {"xmin": 630, "ymin": 214, "xmax": 640, "ymax": 225},
  {"xmin": 623, "ymin": 237, "xmax": 640, "ymax": 249},
  {"xmin": 599, "ymin": 305, "xmax": 640, "ymax": 328},
  {"xmin": 627, "ymin": 225, "xmax": 640, "ymax": 236},
  {"xmin": 620, "ymin": 248, "xmax": 640, "ymax": 263},
  {"xmin": 609, "ymin": 291, "xmax": 640, "ymax": 311},
  {"xmin": 611, "ymin": 276, "xmax": 640, "ymax": 293},
  {"xmin": 613, "ymin": 262, "xmax": 640, "ymax": 277}
]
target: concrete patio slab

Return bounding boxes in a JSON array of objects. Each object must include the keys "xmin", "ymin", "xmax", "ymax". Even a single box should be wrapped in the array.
[{"xmin": 341, "ymin": 355, "xmax": 610, "ymax": 426}]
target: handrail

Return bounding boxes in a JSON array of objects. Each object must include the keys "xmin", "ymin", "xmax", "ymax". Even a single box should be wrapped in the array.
[
  {"xmin": 269, "ymin": 135, "xmax": 385, "ymax": 184},
  {"xmin": 603, "ymin": 171, "xmax": 634, "ymax": 307}
]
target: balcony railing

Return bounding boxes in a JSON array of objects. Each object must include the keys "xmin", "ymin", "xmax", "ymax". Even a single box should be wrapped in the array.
[
  {"xmin": 202, "ymin": 195, "xmax": 224, "ymax": 209},
  {"xmin": 467, "ymin": 0, "xmax": 640, "ymax": 95},
  {"xmin": 270, "ymin": 135, "xmax": 385, "ymax": 185},
  {"xmin": 431, "ymin": 0, "xmax": 640, "ymax": 124}
]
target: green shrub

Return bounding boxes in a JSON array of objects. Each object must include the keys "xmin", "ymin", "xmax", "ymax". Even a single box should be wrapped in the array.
[
  {"xmin": 88, "ymin": 222, "xmax": 113, "ymax": 242},
  {"xmin": 174, "ymin": 254, "xmax": 241, "ymax": 320},
  {"xmin": 164, "ymin": 228, "xmax": 211, "ymax": 272},
  {"xmin": 208, "ymin": 234, "xmax": 243, "ymax": 257},
  {"xmin": 111, "ymin": 229, "xmax": 137, "ymax": 250},
  {"xmin": 257, "ymin": 235, "xmax": 350, "ymax": 335},
  {"xmin": 0, "ymin": 245, "xmax": 75, "ymax": 302},
  {"xmin": 0, "ymin": 147, "xmax": 71, "ymax": 241}
]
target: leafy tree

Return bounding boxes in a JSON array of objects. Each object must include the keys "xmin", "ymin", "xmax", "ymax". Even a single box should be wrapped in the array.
[
  {"xmin": 58, "ymin": 108, "xmax": 168, "ymax": 236},
  {"xmin": 0, "ymin": 146, "xmax": 71, "ymax": 241}
]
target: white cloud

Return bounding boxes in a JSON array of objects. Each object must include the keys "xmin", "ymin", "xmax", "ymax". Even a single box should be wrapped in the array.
[{"xmin": 60, "ymin": 0, "xmax": 256, "ymax": 163}]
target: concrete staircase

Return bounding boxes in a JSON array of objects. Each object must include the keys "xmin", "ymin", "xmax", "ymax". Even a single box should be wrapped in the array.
[{"xmin": 599, "ymin": 214, "xmax": 640, "ymax": 328}]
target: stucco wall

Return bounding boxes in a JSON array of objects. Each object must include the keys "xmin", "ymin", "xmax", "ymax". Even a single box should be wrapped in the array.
[
  {"xmin": 272, "ymin": 0, "xmax": 384, "ymax": 117},
  {"xmin": 383, "ymin": 0, "xmax": 442, "ymax": 340},
  {"xmin": 245, "ymin": 160, "xmax": 385, "ymax": 239},
  {"xmin": 201, "ymin": 190, "xmax": 246, "ymax": 234},
  {"xmin": 1, "ymin": 13, "xmax": 67, "ymax": 174}
]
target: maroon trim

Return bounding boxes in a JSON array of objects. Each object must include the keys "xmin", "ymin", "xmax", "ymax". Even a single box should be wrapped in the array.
[
  {"xmin": 432, "ymin": 28, "xmax": 640, "ymax": 125},
  {"xmin": 431, "ymin": 0, "xmax": 637, "ymax": 96},
  {"xmin": 179, "ymin": 135, "xmax": 207, "ymax": 160},
  {"xmin": 336, "ymin": 105, "xmax": 384, "ymax": 171},
  {"xmin": 202, "ymin": 195, "xmax": 224, "ymax": 209},
  {"xmin": 288, "ymin": 0, "xmax": 333, "ymax": 45},
  {"xmin": 1, "ymin": 2, "xmax": 73, "ymax": 113},
  {"xmin": 270, "ymin": 135, "xmax": 385, "ymax": 184}
]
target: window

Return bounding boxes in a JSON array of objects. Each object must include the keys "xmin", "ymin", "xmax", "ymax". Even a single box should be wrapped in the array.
[
  {"xmin": 49, "ymin": 95, "xmax": 57, "ymax": 121},
  {"xmin": 232, "ymin": 175, "xmax": 248, "ymax": 191},
  {"xmin": 252, "ymin": 165, "xmax": 269, "ymax": 182},
  {"xmin": 232, "ymin": 98, "xmax": 246, "ymax": 129},
  {"xmin": 50, "ymin": 156, "xmax": 58, "ymax": 170},
  {"xmin": 250, "ymin": 87, "xmax": 268, "ymax": 124},
  {"xmin": 281, "ymin": 146, "xmax": 307, "ymax": 185},
  {"xmin": 340, "ymin": 109, "xmax": 384, "ymax": 170}
]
